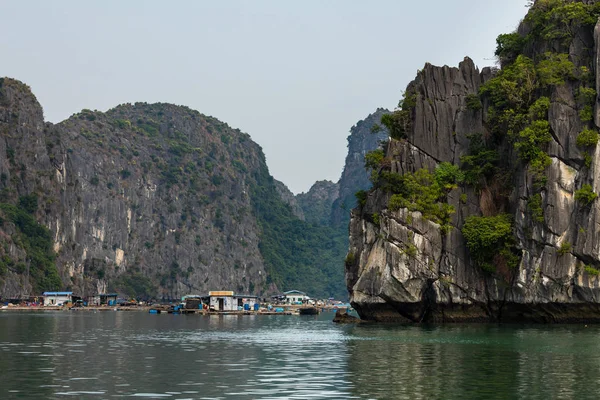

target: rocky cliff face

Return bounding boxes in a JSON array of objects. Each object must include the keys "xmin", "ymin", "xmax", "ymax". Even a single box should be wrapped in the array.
[
  {"xmin": 331, "ymin": 109, "xmax": 389, "ymax": 227},
  {"xmin": 293, "ymin": 109, "xmax": 388, "ymax": 229},
  {"xmin": 273, "ymin": 179, "xmax": 304, "ymax": 220},
  {"xmin": 279, "ymin": 109, "xmax": 390, "ymax": 299},
  {"xmin": 0, "ymin": 79, "xmax": 58, "ymax": 296},
  {"xmin": 297, "ymin": 180, "xmax": 339, "ymax": 225},
  {"xmin": 347, "ymin": 0, "xmax": 600, "ymax": 322},
  {"xmin": 0, "ymin": 76, "xmax": 380, "ymax": 301},
  {"xmin": 0, "ymin": 82, "xmax": 274, "ymax": 299}
]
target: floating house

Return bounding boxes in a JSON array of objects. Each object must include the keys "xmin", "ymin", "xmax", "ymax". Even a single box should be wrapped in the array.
[
  {"xmin": 201, "ymin": 291, "xmax": 259, "ymax": 311},
  {"xmin": 206, "ymin": 291, "xmax": 236, "ymax": 311},
  {"xmin": 43, "ymin": 292, "xmax": 73, "ymax": 306},
  {"xmin": 282, "ymin": 290, "xmax": 309, "ymax": 304},
  {"xmin": 89, "ymin": 293, "xmax": 118, "ymax": 306}
]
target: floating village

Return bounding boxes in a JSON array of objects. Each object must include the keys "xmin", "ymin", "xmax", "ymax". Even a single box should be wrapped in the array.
[{"xmin": 0, "ymin": 289, "xmax": 352, "ymax": 317}]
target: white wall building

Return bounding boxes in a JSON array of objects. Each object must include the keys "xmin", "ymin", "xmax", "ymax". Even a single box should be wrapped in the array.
[
  {"xmin": 205, "ymin": 291, "xmax": 260, "ymax": 311},
  {"xmin": 283, "ymin": 290, "xmax": 309, "ymax": 304},
  {"xmin": 43, "ymin": 292, "xmax": 72, "ymax": 306},
  {"xmin": 208, "ymin": 291, "xmax": 236, "ymax": 311}
]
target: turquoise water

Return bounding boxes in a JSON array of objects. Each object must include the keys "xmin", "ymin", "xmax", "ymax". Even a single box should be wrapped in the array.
[{"xmin": 1, "ymin": 311, "xmax": 600, "ymax": 399}]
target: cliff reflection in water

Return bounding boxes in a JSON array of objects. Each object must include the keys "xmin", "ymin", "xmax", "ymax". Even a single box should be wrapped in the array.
[{"xmin": 345, "ymin": 323, "xmax": 600, "ymax": 399}]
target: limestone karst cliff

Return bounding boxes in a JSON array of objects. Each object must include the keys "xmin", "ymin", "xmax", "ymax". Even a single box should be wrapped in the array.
[
  {"xmin": 282, "ymin": 110, "xmax": 389, "ymax": 300},
  {"xmin": 297, "ymin": 180, "xmax": 340, "ymax": 226},
  {"xmin": 347, "ymin": 0, "xmax": 600, "ymax": 322},
  {"xmin": 331, "ymin": 109, "xmax": 390, "ymax": 227},
  {"xmin": 292, "ymin": 109, "xmax": 389, "ymax": 229},
  {"xmin": 0, "ymin": 78, "xmax": 346, "ymax": 299},
  {"xmin": 273, "ymin": 179, "xmax": 305, "ymax": 220}
]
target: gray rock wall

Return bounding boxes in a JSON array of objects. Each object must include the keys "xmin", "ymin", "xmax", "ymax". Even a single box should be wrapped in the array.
[
  {"xmin": 347, "ymin": 16, "xmax": 600, "ymax": 322},
  {"xmin": 273, "ymin": 179, "xmax": 305, "ymax": 220},
  {"xmin": 0, "ymin": 81, "xmax": 271, "ymax": 299},
  {"xmin": 331, "ymin": 109, "xmax": 389, "ymax": 227},
  {"xmin": 297, "ymin": 180, "xmax": 339, "ymax": 226}
]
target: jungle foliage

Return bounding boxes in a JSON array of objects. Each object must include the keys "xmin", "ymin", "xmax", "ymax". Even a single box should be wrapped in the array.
[
  {"xmin": 379, "ymin": 92, "xmax": 416, "ymax": 140},
  {"xmin": 250, "ymin": 162, "xmax": 348, "ymax": 299},
  {"xmin": 370, "ymin": 162, "xmax": 463, "ymax": 233},
  {"xmin": 462, "ymin": 214, "xmax": 520, "ymax": 273},
  {"xmin": 0, "ymin": 197, "xmax": 61, "ymax": 292},
  {"xmin": 575, "ymin": 184, "xmax": 598, "ymax": 206}
]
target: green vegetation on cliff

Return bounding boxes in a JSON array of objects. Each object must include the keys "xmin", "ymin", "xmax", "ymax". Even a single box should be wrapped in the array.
[
  {"xmin": 0, "ymin": 198, "xmax": 61, "ymax": 292},
  {"xmin": 365, "ymin": 153, "xmax": 462, "ymax": 232},
  {"xmin": 576, "ymin": 128, "xmax": 599, "ymax": 148},
  {"xmin": 379, "ymin": 92, "xmax": 415, "ymax": 140},
  {"xmin": 296, "ymin": 181, "xmax": 339, "ymax": 226},
  {"xmin": 524, "ymin": 0, "xmax": 600, "ymax": 43},
  {"xmin": 466, "ymin": 0, "xmax": 600, "ymax": 271},
  {"xmin": 479, "ymin": 55, "xmax": 559, "ymax": 185},
  {"xmin": 361, "ymin": 0, "xmax": 600, "ymax": 276},
  {"xmin": 250, "ymin": 161, "xmax": 347, "ymax": 299},
  {"xmin": 459, "ymin": 134, "xmax": 500, "ymax": 188},
  {"xmin": 345, "ymin": 0, "xmax": 600, "ymax": 323},
  {"xmin": 0, "ymin": 88, "xmax": 352, "ymax": 299},
  {"xmin": 462, "ymin": 214, "xmax": 519, "ymax": 274},
  {"xmin": 481, "ymin": 0, "xmax": 599, "ymax": 185},
  {"xmin": 575, "ymin": 184, "xmax": 598, "ymax": 206}
]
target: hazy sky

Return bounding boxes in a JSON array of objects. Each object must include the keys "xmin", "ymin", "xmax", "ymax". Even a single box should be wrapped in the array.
[{"xmin": 1, "ymin": 0, "xmax": 527, "ymax": 193}]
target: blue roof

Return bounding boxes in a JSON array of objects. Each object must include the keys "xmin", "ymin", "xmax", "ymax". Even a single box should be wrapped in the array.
[{"xmin": 43, "ymin": 292, "xmax": 73, "ymax": 296}]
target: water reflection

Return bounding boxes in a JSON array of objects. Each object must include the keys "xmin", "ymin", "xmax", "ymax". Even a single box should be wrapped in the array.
[
  {"xmin": 2, "ymin": 312, "xmax": 600, "ymax": 399},
  {"xmin": 344, "ymin": 324, "xmax": 600, "ymax": 400}
]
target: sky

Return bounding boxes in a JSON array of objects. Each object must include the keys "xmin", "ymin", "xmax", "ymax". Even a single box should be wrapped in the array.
[{"xmin": 1, "ymin": 0, "xmax": 528, "ymax": 194}]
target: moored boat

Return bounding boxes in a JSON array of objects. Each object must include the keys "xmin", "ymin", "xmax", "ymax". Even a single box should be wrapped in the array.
[{"xmin": 298, "ymin": 306, "xmax": 319, "ymax": 315}]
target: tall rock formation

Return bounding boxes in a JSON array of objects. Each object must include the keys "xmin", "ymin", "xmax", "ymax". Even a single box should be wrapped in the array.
[
  {"xmin": 273, "ymin": 179, "xmax": 304, "ymax": 220},
  {"xmin": 0, "ymin": 79, "xmax": 346, "ymax": 299},
  {"xmin": 332, "ymin": 109, "xmax": 389, "ymax": 227},
  {"xmin": 297, "ymin": 180, "xmax": 339, "ymax": 226},
  {"xmin": 284, "ymin": 109, "xmax": 389, "ymax": 299},
  {"xmin": 0, "ymin": 84, "xmax": 271, "ymax": 299},
  {"xmin": 347, "ymin": 0, "xmax": 600, "ymax": 322},
  {"xmin": 292, "ymin": 108, "xmax": 389, "ymax": 230}
]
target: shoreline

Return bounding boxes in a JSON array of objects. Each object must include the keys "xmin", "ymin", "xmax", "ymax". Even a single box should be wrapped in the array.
[
  {"xmin": 0, "ymin": 306, "xmax": 150, "ymax": 312},
  {"xmin": 0, "ymin": 304, "xmax": 347, "ymax": 314}
]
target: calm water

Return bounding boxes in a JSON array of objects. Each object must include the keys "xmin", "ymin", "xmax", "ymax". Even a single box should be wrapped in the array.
[{"xmin": 1, "ymin": 311, "xmax": 600, "ymax": 399}]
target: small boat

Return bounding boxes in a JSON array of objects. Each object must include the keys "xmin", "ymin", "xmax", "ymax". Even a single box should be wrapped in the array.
[{"xmin": 298, "ymin": 306, "xmax": 320, "ymax": 315}]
